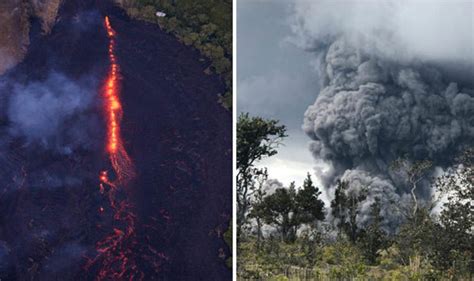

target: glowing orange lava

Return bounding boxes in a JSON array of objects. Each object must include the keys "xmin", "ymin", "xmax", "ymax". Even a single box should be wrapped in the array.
[
  {"xmin": 102, "ymin": 16, "xmax": 134, "ymax": 185},
  {"xmin": 86, "ymin": 16, "xmax": 163, "ymax": 281}
]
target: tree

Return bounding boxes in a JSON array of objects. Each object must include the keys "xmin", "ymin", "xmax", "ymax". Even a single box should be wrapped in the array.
[
  {"xmin": 248, "ymin": 168, "xmax": 268, "ymax": 250},
  {"xmin": 253, "ymin": 176, "xmax": 325, "ymax": 243},
  {"xmin": 295, "ymin": 173, "xmax": 325, "ymax": 227},
  {"xmin": 346, "ymin": 189, "xmax": 366, "ymax": 243},
  {"xmin": 255, "ymin": 184, "xmax": 297, "ymax": 243},
  {"xmin": 358, "ymin": 197, "xmax": 388, "ymax": 264},
  {"xmin": 236, "ymin": 113, "xmax": 287, "ymax": 238},
  {"xmin": 434, "ymin": 148, "xmax": 473, "ymax": 272},
  {"xmin": 392, "ymin": 158, "xmax": 432, "ymax": 218},
  {"xmin": 439, "ymin": 148, "xmax": 473, "ymax": 242},
  {"xmin": 331, "ymin": 180, "xmax": 349, "ymax": 237},
  {"xmin": 295, "ymin": 174, "xmax": 326, "ymax": 264},
  {"xmin": 396, "ymin": 207, "xmax": 439, "ymax": 265},
  {"xmin": 331, "ymin": 180, "xmax": 367, "ymax": 242}
]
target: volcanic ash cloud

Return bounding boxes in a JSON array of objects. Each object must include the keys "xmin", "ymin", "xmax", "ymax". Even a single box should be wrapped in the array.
[{"xmin": 293, "ymin": 0, "xmax": 474, "ymax": 226}]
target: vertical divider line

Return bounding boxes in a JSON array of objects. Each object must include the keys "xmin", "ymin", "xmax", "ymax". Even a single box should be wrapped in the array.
[{"xmin": 232, "ymin": 0, "xmax": 237, "ymax": 279}]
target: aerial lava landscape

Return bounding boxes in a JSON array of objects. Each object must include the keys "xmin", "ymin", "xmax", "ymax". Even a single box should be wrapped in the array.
[{"xmin": 0, "ymin": 0, "xmax": 232, "ymax": 280}]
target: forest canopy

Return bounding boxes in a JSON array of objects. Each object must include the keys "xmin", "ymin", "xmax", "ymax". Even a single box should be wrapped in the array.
[{"xmin": 117, "ymin": 0, "xmax": 232, "ymax": 109}]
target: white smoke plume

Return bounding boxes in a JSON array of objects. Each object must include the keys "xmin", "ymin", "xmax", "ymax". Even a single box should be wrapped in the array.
[
  {"xmin": 1, "ymin": 72, "xmax": 101, "ymax": 154},
  {"xmin": 291, "ymin": 0, "xmax": 474, "ymax": 227},
  {"xmin": 0, "ymin": 71, "xmax": 102, "ymax": 193}
]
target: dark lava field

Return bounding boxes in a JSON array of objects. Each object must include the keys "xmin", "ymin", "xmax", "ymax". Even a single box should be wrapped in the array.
[{"xmin": 0, "ymin": 0, "xmax": 232, "ymax": 280}]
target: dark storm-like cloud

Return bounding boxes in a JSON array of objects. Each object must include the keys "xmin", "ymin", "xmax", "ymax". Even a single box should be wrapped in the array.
[{"xmin": 290, "ymin": 0, "xmax": 474, "ymax": 227}]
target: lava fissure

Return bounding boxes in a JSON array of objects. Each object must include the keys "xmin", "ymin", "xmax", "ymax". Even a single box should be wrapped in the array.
[
  {"xmin": 103, "ymin": 15, "xmax": 134, "ymax": 185},
  {"xmin": 85, "ymin": 16, "xmax": 162, "ymax": 281}
]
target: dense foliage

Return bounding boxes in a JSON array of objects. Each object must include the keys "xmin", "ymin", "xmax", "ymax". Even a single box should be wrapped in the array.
[
  {"xmin": 117, "ymin": 0, "xmax": 232, "ymax": 109},
  {"xmin": 252, "ymin": 175, "xmax": 325, "ymax": 243},
  {"xmin": 237, "ymin": 114, "xmax": 473, "ymax": 280}
]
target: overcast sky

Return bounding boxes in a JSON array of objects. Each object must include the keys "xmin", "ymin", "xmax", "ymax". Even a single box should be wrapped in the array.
[{"xmin": 237, "ymin": 0, "xmax": 321, "ymax": 188}]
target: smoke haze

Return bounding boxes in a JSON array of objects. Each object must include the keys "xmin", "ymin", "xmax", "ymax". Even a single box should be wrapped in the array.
[{"xmin": 6, "ymin": 73, "xmax": 100, "ymax": 154}]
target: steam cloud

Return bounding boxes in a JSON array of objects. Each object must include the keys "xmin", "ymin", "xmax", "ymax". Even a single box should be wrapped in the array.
[
  {"xmin": 0, "ymin": 72, "xmax": 101, "ymax": 192},
  {"xmin": 0, "ymin": 10, "xmax": 106, "ymax": 278},
  {"xmin": 0, "ymin": 72, "xmax": 102, "ymax": 277},
  {"xmin": 7, "ymin": 73, "xmax": 100, "ymax": 154},
  {"xmin": 292, "ymin": 0, "xmax": 474, "ymax": 227}
]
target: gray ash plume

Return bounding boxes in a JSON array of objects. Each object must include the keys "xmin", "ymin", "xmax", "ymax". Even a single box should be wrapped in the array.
[{"xmin": 291, "ymin": 1, "xmax": 474, "ymax": 228}]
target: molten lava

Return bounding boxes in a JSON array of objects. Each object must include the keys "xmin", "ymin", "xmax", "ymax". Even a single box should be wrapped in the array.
[
  {"xmin": 94, "ymin": 16, "xmax": 137, "ymax": 276},
  {"xmin": 103, "ymin": 15, "xmax": 134, "ymax": 184},
  {"xmin": 86, "ymin": 16, "xmax": 164, "ymax": 281}
]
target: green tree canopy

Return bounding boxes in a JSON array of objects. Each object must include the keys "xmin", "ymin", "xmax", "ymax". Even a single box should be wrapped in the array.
[
  {"xmin": 358, "ymin": 197, "xmax": 388, "ymax": 264},
  {"xmin": 330, "ymin": 180, "xmax": 367, "ymax": 242},
  {"xmin": 434, "ymin": 148, "xmax": 473, "ymax": 271},
  {"xmin": 237, "ymin": 113, "xmax": 287, "ymax": 171},
  {"xmin": 296, "ymin": 173, "xmax": 325, "ymax": 224},
  {"xmin": 254, "ymin": 175, "xmax": 325, "ymax": 243},
  {"xmin": 236, "ymin": 113, "xmax": 287, "ymax": 238}
]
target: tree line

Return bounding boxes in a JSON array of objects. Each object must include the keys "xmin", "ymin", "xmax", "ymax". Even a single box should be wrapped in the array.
[
  {"xmin": 117, "ymin": 0, "xmax": 232, "ymax": 109},
  {"xmin": 237, "ymin": 113, "xmax": 473, "ymax": 280}
]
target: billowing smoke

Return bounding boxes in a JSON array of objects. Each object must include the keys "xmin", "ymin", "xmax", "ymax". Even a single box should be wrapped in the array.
[
  {"xmin": 263, "ymin": 179, "xmax": 284, "ymax": 195},
  {"xmin": 291, "ymin": 0, "xmax": 474, "ymax": 227},
  {"xmin": 0, "ymin": 71, "xmax": 102, "ymax": 192},
  {"xmin": 0, "ymin": 8, "xmax": 109, "ymax": 278},
  {"xmin": 6, "ymin": 73, "xmax": 101, "ymax": 154},
  {"xmin": 0, "ymin": 71, "xmax": 102, "ymax": 277}
]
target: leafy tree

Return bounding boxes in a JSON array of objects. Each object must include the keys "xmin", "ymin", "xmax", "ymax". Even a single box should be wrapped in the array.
[
  {"xmin": 434, "ymin": 148, "xmax": 473, "ymax": 272},
  {"xmin": 346, "ymin": 190, "xmax": 366, "ymax": 243},
  {"xmin": 295, "ymin": 173, "xmax": 325, "ymax": 227},
  {"xmin": 331, "ymin": 180, "xmax": 349, "ymax": 237},
  {"xmin": 358, "ymin": 197, "xmax": 388, "ymax": 264},
  {"xmin": 331, "ymin": 180, "xmax": 367, "ymax": 242},
  {"xmin": 254, "ymin": 175, "xmax": 325, "ymax": 243},
  {"xmin": 141, "ymin": 5, "xmax": 156, "ymax": 18},
  {"xmin": 248, "ymin": 168, "xmax": 268, "ymax": 249},
  {"xmin": 237, "ymin": 113, "xmax": 287, "ymax": 238},
  {"xmin": 255, "ymin": 184, "xmax": 297, "ymax": 243},
  {"xmin": 394, "ymin": 149, "xmax": 472, "ymax": 276},
  {"xmin": 299, "ymin": 232, "xmax": 317, "ymax": 266},
  {"xmin": 396, "ymin": 208, "xmax": 439, "ymax": 265}
]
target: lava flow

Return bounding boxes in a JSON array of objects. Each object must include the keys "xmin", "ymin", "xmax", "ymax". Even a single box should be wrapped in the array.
[
  {"xmin": 85, "ymin": 16, "xmax": 162, "ymax": 281},
  {"xmin": 103, "ymin": 15, "xmax": 134, "ymax": 185}
]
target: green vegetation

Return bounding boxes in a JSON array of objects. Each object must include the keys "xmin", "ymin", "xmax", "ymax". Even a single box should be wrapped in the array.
[
  {"xmin": 117, "ymin": 0, "xmax": 232, "ymax": 109},
  {"xmin": 252, "ymin": 175, "xmax": 325, "ymax": 244},
  {"xmin": 237, "ymin": 113, "xmax": 287, "ymax": 238},
  {"xmin": 237, "ymin": 114, "xmax": 473, "ymax": 280}
]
